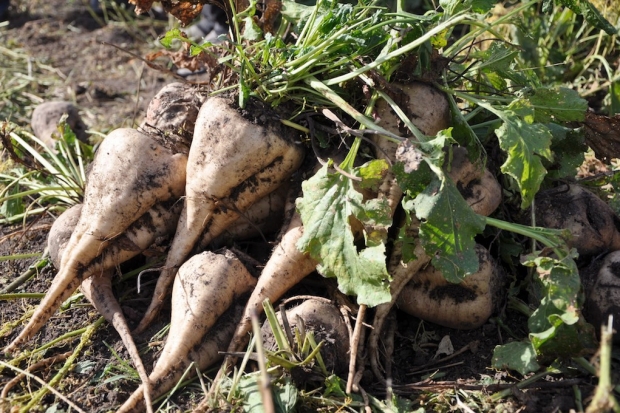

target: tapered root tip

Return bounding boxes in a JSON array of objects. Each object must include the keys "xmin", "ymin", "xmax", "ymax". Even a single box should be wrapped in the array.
[
  {"xmin": 4, "ymin": 330, "xmax": 30, "ymax": 354},
  {"xmin": 3, "ymin": 342, "xmax": 17, "ymax": 354},
  {"xmin": 132, "ymin": 303, "xmax": 162, "ymax": 335}
]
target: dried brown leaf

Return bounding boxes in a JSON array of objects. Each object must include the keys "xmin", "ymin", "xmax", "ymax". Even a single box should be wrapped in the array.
[{"xmin": 129, "ymin": 0, "xmax": 156, "ymax": 15}]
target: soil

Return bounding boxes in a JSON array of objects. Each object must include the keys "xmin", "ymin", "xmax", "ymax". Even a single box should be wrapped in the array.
[
  {"xmin": 2, "ymin": 0, "xmax": 172, "ymax": 133},
  {"xmin": 0, "ymin": 1, "xmax": 609, "ymax": 413}
]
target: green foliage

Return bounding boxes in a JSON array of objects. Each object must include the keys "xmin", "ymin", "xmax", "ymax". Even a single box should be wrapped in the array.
[
  {"xmin": 524, "ymin": 251, "xmax": 598, "ymax": 361},
  {"xmin": 297, "ymin": 163, "xmax": 392, "ymax": 306},
  {"xmin": 495, "ymin": 111, "xmax": 554, "ymax": 209},
  {"xmin": 548, "ymin": 0, "xmax": 617, "ymax": 34},
  {"xmin": 0, "ymin": 119, "xmax": 93, "ymax": 224},
  {"xmin": 410, "ymin": 176, "xmax": 486, "ymax": 282},
  {"xmin": 355, "ymin": 159, "xmax": 389, "ymax": 191},
  {"xmin": 527, "ymin": 87, "xmax": 588, "ymax": 123},
  {"xmin": 238, "ymin": 376, "xmax": 298, "ymax": 413},
  {"xmin": 440, "ymin": 0, "xmax": 498, "ymax": 16},
  {"xmin": 491, "ymin": 248, "xmax": 598, "ymax": 372},
  {"xmin": 492, "ymin": 341, "xmax": 541, "ymax": 375},
  {"xmin": 268, "ymin": 0, "xmax": 605, "ymax": 377},
  {"xmin": 395, "ymin": 129, "xmax": 486, "ymax": 280},
  {"xmin": 545, "ymin": 123, "xmax": 586, "ymax": 179}
]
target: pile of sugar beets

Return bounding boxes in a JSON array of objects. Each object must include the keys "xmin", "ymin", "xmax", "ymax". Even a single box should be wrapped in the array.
[
  {"xmin": 5, "ymin": 13, "xmax": 620, "ymax": 413},
  {"xmin": 8, "ymin": 81, "xmax": 620, "ymax": 411}
]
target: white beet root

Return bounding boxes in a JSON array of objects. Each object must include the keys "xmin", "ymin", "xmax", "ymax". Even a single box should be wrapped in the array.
[
  {"xmin": 447, "ymin": 146, "xmax": 501, "ymax": 217},
  {"xmin": 396, "ymin": 244, "xmax": 502, "ymax": 329},
  {"xmin": 200, "ymin": 180, "xmax": 290, "ymax": 249},
  {"xmin": 535, "ymin": 184, "xmax": 620, "ymax": 258},
  {"xmin": 44, "ymin": 201, "xmax": 183, "ymax": 413},
  {"xmin": 5, "ymin": 128, "xmax": 187, "ymax": 353},
  {"xmin": 140, "ymin": 82, "xmax": 208, "ymax": 148},
  {"xmin": 225, "ymin": 211, "xmax": 318, "ymax": 356},
  {"xmin": 47, "ymin": 204, "xmax": 83, "ymax": 269},
  {"xmin": 135, "ymin": 96, "xmax": 305, "ymax": 333},
  {"xmin": 117, "ymin": 250, "xmax": 256, "ymax": 413},
  {"xmin": 261, "ymin": 298, "xmax": 350, "ymax": 374}
]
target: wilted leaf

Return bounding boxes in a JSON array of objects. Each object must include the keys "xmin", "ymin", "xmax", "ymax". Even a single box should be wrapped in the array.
[
  {"xmin": 395, "ymin": 140, "xmax": 424, "ymax": 173},
  {"xmin": 129, "ymin": 0, "xmax": 156, "ymax": 15},
  {"xmin": 435, "ymin": 335, "xmax": 454, "ymax": 357},
  {"xmin": 243, "ymin": 16, "xmax": 263, "ymax": 41},
  {"xmin": 158, "ymin": 0, "xmax": 204, "ymax": 25}
]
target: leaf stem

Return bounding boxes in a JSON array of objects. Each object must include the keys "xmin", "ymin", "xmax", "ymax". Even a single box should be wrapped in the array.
[
  {"xmin": 0, "ymin": 293, "xmax": 45, "ymax": 300},
  {"xmin": 20, "ymin": 317, "xmax": 104, "ymax": 412},
  {"xmin": 323, "ymin": 14, "xmax": 469, "ymax": 86},
  {"xmin": 508, "ymin": 296, "xmax": 534, "ymax": 317},
  {"xmin": 304, "ymin": 75, "xmax": 400, "ymax": 142},
  {"xmin": 585, "ymin": 316, "xmax": 620, "ymax": 413},
  {"xmin": 0, "ymin": 254, "xmax": 49, "ymax": 294},
  {"xmin": 0, "ymin": 253, "xmax": 42, "ymax": 262},
  {"xmin": 483, "ymin": 216, "xmax": 568, "ymax": 257},
  {"xmin": 490, "ymin": 368, "xmax": 559, "ymax": 401}
]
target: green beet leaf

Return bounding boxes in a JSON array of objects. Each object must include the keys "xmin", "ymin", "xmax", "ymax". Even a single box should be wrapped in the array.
[
  {"xmin": 530, "ymin": 317, "xmax": 598, "ymax": 362},
  {"xmin": 393, "ymin": 130, "xmax": 484, "ymax": 281},
  {"xmin": 239, "ymin": 375, "xmax": 298, "ymax": 413},
  {"xmin": 412, "ymin": 176, "xmax": 486, "ymax": 283},
  {"xmin": 496, "ymin": 111, "xmax": 553, "ymax": 209},
  {"xmin": 520, "ymin": 250, "xmax": 597, "ymax": 361},
  {"xmin": 393, "ymin": 132, "xmax": 449, "ymax": 198},
  {"xmin": 492, "ymin": 341, "xmax": 541, "ymax": 375},
  {"xmin": 296, "ymin": 164, "xmax": 392, "ymax": 307},
  {"xmin": 528, "ymin": 87, "xmax": 588, "ymax": 123},
  {"xmin": 395, "ymin": 206, "xmax": 421, "ymax": 264},
  {"xmin": 523, "ymin": 251, "xmax": 582, "ymax": 334},
  {"xmin": 474, "ymin": 42, "xmax": 519, "ymax": 73},
  {"xmin": 545, "ymin": 123, "xmax": 586, "ymax": 180}
]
